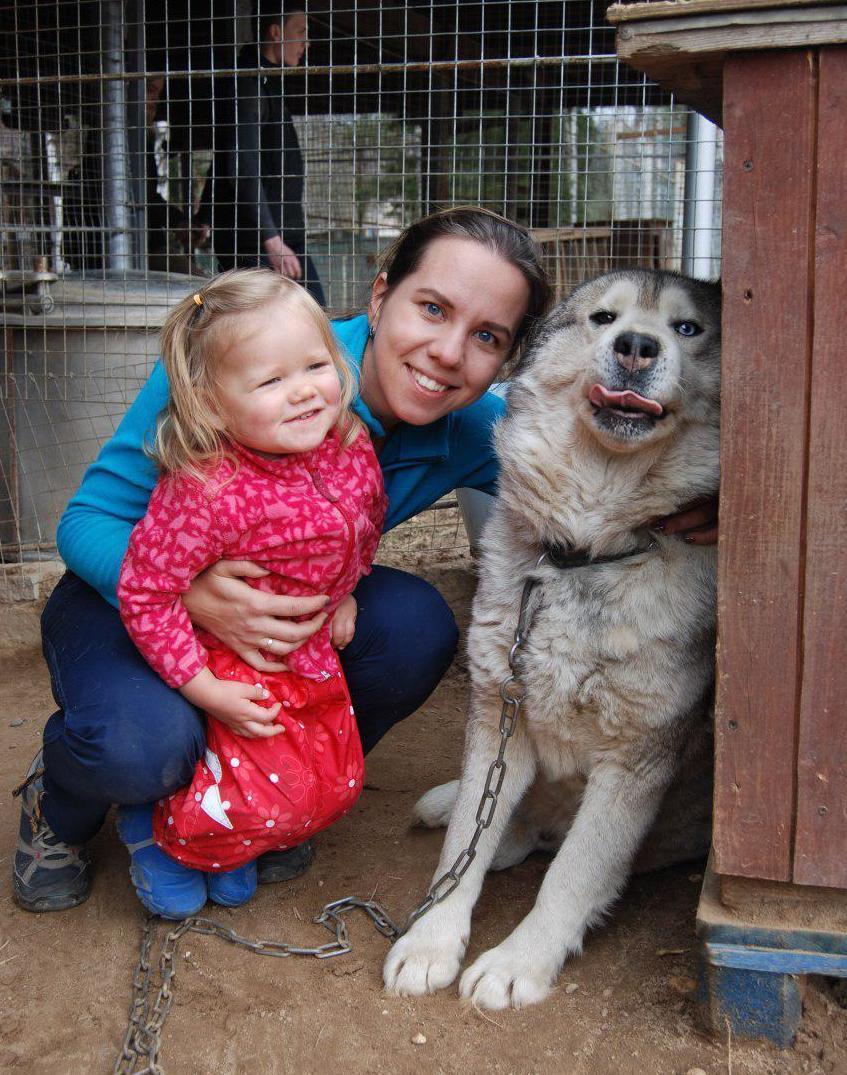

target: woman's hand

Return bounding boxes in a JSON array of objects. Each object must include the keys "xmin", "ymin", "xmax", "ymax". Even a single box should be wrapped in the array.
[
  {"xmin": 330, "ymin": 594, "xmax": 357, "ymax": 650},
  {"xmin": 183, "ymin": 560, "xmax": 329, "ymax": 672},
  {"xmin": 654, "ymin": 496, "xmax": 719, "ymax": 546},
  {"xmin": 180, "ymin": 668, "xmax": 284, "ymax": 739}
]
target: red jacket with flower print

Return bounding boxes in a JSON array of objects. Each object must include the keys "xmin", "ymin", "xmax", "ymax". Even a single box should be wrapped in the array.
[{"xmin": 118, "ymin": 428, "xmax": 386, "ymax": 687}]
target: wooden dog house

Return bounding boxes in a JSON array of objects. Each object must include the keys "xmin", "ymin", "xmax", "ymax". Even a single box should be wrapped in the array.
[{"xmin": 608, "ymin": 0, "xmax": 847, "ymax": 1047}]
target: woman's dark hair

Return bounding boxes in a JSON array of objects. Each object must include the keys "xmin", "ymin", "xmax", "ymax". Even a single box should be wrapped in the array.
[{"xmin": 377, "ymin": 206, "xmax": 552, "ymax": 356}]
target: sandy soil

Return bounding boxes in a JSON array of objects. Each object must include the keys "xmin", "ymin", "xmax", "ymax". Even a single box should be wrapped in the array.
[{"xmin": 1, "ymin": 564, "xmax": 845, "ymax": 1075}]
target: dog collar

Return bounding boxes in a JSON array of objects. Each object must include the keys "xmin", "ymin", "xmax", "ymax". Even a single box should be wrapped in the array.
[{"xmin": 541, "ymin": 534, "xmax": 659, "ymax": 571}]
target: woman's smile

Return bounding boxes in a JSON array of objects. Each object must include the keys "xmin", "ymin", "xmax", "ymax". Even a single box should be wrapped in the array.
[{"xmin": 405, "ymin": 364, "xmax": 454, "ymax": 395}]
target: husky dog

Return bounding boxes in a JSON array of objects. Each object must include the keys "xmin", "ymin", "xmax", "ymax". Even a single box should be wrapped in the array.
[{"xmin": 384, "ymin": 270, "xmax": 721, "ymax": 1010}]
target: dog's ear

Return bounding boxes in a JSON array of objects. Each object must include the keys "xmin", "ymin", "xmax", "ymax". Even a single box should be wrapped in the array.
[
  {"xmin": 511, "ymin": 301, "xmax": 576, "ymax": 378},
  {"xmin": 510, "ymin": 315, "xmax": 546, "ymax": 378}
]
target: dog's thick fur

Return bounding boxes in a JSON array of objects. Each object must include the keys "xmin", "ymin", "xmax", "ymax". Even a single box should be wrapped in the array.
[{"xmin": 384, "ymin": 269, "xmax": 721, "ymax": 1010}]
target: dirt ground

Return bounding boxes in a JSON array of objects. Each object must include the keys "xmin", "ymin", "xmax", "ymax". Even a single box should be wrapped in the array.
[{"xmin": 1, "ymin": 563, "xmax": 845, "ymax": 1075}]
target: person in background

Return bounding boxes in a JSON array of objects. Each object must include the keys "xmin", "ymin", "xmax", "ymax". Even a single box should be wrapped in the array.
[{"xmin": 199, "ymin": 3, "xmax": 325, "ymax": 303}]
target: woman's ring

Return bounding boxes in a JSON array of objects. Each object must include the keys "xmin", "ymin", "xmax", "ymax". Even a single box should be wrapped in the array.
[{"xmin": 264, "ymin": 638, "xmax": 275, "ymax": 650}]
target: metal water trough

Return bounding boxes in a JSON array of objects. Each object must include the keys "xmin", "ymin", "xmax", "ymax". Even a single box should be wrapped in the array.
[{"xmin": 1, "ymin": 270, "xmax": 199, "ymax": 557}]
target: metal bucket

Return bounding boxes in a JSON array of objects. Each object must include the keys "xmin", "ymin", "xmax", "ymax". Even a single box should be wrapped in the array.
[{"xmin": 1, "ymin": 271, "xmax": 202, "ymax": 556}]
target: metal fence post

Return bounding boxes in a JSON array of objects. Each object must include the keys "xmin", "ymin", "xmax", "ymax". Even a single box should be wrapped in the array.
[
  {"xmin": 682, "ymin": 109, "xmax": 719, "ymax": 279},
  {"xmin": 102, "ymin": 0, "xmax": 133, "ymax": 271}
]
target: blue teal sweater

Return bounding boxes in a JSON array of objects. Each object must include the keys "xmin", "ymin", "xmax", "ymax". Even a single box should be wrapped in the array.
[{"xmin": 57, "ymin": 313, "xmax": 505, "ymax": 606}]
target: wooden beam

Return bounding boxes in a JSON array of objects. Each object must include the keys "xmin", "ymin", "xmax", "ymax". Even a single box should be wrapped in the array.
[
  {"xmin": 719, "ymin": 873, "xmax": 847, "ymax": 929},
  {"xmin": 610, "ymin": 2, "xmax": 847, "ymax": 122},
  {"xmin": 793, "ymin": 46, "xmax": 847, "ymax": 889},
  {"xmin": 713, "ymin": 50, "xmax": 817, "ymax": 882},
  {"xmin": 608, "ymin": 0, "xmax": 844, "ymax": 22},
  {"xmin": 615, "ymin": 7, "xmax": 847, "ymax": 53}
]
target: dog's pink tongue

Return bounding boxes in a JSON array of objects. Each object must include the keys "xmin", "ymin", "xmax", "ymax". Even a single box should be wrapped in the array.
[{"xmin": 589, "ymin": 384, "xmax": 664, "ymax": 417}]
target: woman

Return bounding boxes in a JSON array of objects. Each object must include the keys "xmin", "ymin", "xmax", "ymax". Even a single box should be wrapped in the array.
[{"xmin": 13, "ymin": 207, "xmax": 714, "ymax": 914}]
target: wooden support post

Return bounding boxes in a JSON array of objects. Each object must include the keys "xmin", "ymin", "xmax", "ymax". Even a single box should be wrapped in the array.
[
  {"xmin": 716, "ymin": 45, "xmax": 847, "ymax": 887},
  {"xmin": 793, "ymin": 46, "xmax": 847, "ymax": 889},
  {"xmin": 713, "ymin": 48, "xmax": 817, "ymax": 882},
  {"xmin": 610, "ymin": 1, "xmax": 847, "ymax": 1047},
  {"xmin": 698, "ymin": 44, "xmax": 847, "ymax": 1048},
  {"xmin": 697, "ymin": 857, "xmax": 847, "ymax": 1047}
]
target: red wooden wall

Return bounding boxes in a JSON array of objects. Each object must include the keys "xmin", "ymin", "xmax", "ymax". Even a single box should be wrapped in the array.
[
  {"xmin": 714, "ymin": 48, "xmax": 847, "ymax": 888},
  {"xmin": 793, "ymin": 48, "xmax": 847, "ymax": 888}
]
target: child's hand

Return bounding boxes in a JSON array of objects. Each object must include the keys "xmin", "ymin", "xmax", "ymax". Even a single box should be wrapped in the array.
[
  {"xmin": 203, "ymin": 681, "xmax": 285, "ymax": 739},
  {"xmin": 330, "ymin": 595, "xmax": 357, "ymax": 650},
  {"xmin": 181, "ymin": 669, "xmax": 283, "ymax": 739}
]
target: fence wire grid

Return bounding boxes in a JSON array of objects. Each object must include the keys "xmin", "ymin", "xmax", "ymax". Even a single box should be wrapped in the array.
[{"xmin": 0, "ymin": 0, "xmax": 723, "ymax": 575}]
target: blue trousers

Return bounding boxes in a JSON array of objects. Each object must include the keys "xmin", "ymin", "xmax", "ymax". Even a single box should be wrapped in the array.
[{"xmin": 39, "ymin": 568, "xmax": 458, "ymax": 846}]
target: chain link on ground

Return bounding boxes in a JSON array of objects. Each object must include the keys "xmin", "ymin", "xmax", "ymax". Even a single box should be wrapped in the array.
[{"xmin": 115, "ymin": 565, "xmax": 545, "ymax": 1075}]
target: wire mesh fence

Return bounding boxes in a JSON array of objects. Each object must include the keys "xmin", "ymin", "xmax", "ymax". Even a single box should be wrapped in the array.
[{"xmin": 0, "ymin": 0, "xmax": 723, "ymax": 578}]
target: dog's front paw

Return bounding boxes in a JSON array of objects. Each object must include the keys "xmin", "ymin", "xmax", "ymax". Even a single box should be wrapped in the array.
[
  {"xmin": 459, "ymin": 943, "xmax": 556, "ymax": 1010},
  {"xmin": 383, "ymin": 916, "xmax": 467, "ymax": 996}
]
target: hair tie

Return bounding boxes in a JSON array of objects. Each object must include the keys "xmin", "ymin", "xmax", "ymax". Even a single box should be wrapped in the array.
[{"xmin": 192, "ymin": 292, "xmax": 204, "ymax": 307}]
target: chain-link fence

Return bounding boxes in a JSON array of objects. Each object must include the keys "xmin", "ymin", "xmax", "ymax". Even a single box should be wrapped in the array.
[{"xmin": 0, "ymin": 0, "xmax": 722, "ymax": 576}]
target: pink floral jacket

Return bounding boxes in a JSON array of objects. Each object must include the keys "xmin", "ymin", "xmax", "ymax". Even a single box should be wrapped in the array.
[{"xmin": 118, "ymin": 428, "xmax": 386, "ymax": 687}]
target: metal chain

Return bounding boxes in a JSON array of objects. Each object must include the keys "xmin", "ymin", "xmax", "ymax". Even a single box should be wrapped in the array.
[
  {"xmin": 403, "ymin": 566, "xmax": 542, "ymax": 929},
  {"xmin": 114, "ymin": 898, "xmax": 405, "ymax": 1074},
  {"xmin": 115, "ymin": 563, "xmax": 545, "ymax": 1074}
]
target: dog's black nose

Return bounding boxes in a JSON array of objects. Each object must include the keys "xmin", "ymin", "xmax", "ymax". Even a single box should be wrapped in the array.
[{"xmin": 613, "ymin": 332, "xmax": 659, "ymax": 372}]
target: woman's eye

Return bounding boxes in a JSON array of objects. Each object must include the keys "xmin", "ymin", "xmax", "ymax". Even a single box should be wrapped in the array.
[
  {"xmin": 424, "ymin": 302, "xmax": 444, "ymax": 318},
  {"xmin": 475, "ymin": 329, "xmax": 496, "ymax": 346},
  {"xmin": 674, "ymin": 321, "xmax": 703, "ymax": 337},
  {"xmin": 589, "ymin": 310, "xmax": 617, "ymax": 326}
]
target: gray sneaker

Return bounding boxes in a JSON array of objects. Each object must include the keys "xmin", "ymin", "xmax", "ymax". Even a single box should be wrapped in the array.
[
  {"xmin": 12, "ymin": 751, "xmax": 91, "ymax": 912},
  {"xmin": 257, "ymin": 840, "xmax": 314, "ymax": 885}
]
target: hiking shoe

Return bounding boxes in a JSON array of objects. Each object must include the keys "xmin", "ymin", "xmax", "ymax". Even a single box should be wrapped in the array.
[
  {"xmin": 12, "ymin": 750, "xmax": 91, "ymax": 913},
  {"xmin": 256, "ymin": 840, "xmax": 314, "ymax": 885},
  {"xmin": 117, "ymin": 804, "xmax": 207, "ymax": 920},
  {"xmin": 207, "ymin": 861, "xmax": 258, "ymax": 907}
]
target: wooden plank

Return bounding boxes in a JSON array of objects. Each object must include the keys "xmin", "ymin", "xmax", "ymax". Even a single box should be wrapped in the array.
[
  {"xmin": 720, "ymin": 874, "xmax": 847, "ymax": 924},
  {"xmin": 793, "ymin": 46, "xmax": 847, "ymax": 889},
  {"xmin": 530, "ymin": 226, "xmax": 613, "ymax": 243},
  {"xmin": 611, "ymin": 5, "xmax": 847, "ymax": 121},
  {"xmin": 608, "ymin": 0, "xmax": 844, "ymax": 24},
  {"xmin": 616, "ymin": 12, "xmax": 847, "ymax": 54},
  {"xmin": 713, "ymin": 51, "xmax": 817, "ymax": 881},
  {"xmin": 609, "ymin": 51, "xmax": 724, "ymax": 126}
]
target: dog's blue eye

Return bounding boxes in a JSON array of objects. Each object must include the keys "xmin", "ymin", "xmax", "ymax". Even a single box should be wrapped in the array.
[
  {"xmin": 589, "ymin": 311, "xmax": 616, "ymax": 326},
  {"xmin": 675, "ymin": 321, "xmax": 702, "ymax": 337}
]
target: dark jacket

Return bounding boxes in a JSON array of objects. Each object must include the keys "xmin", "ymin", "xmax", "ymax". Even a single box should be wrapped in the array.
[{"xmin": 203, "ymin": 49, "xmax": 306, "ymax": 264}]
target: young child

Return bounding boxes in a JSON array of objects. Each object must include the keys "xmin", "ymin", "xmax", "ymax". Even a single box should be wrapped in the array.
[{"xmin": 116, "ymin": 269, "xmax": 386, "ymax": 919}]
